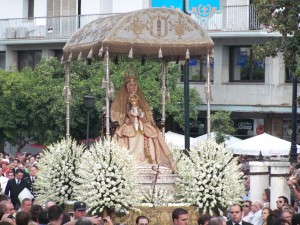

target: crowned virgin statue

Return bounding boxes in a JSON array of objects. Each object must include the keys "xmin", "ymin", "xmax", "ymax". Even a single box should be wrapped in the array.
[{"xmin": 110, "ymin": 72, "xmax": 175, "ymax": 171}]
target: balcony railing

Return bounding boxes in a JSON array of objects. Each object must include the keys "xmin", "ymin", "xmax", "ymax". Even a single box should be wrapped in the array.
[{"xmin": 0, "ymin": 5, "xmax": 261, "ymax": 40}]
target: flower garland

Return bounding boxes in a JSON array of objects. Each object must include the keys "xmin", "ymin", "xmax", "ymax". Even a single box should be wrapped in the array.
[
  {"xmin": 34, "ymin": 138, "xmax": 86, "ymax": 205},
  {"xmin": 173, "ymin": 139, "xmax": 244, "ymax": 215},
  {"xmin": 74, "ymin": 138, "xmax": 141, "ymax": 214}
]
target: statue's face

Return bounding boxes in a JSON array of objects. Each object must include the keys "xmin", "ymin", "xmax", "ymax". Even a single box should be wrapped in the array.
[{"xmin": 127, "ymin": 81, "xmax": 137, "ymax": 94}]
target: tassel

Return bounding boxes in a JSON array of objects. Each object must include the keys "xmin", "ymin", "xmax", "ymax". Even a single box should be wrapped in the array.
[
  {"xmin": 60, "ymin": 56, "xmax": 64, "ymax": 64},
  {"xmin": 158, "ymin": 47, "xmax": 163, "ymax": 58},
  {"xmin": 77, "ymin": 52, "xmax": 82, "ymax": 60},
  {"xmin": 98, "ymin": 46, "xmax": 103, "ymax": 57},
  {"xmin": 101, "ymin": 77, "xmax": 106, "ymax": 89},
  {"xmin": 87, "ymin": 49, "xmax": 93, "ymax": 59},
  {"xmin": 166, "ymin": 90, "xmax": 171, "ymax": 102},
  {"xmin": 128, "ymin": 47, "xmax": 133, "ymax": 58},
  {"xmin": 68, "ymin": 53, "xmax": 72, "ymax": 62},
  {"xmin": 186, "ymin": 49, "xmax": 190, "ymax": 60}
]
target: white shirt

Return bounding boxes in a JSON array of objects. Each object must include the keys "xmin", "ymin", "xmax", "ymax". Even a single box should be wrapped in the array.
[
  {"xmin": 0, "ymin": 176, "xmax": 8, "ymax": 194},
  {"xmin": 243, "ymin": 211, "xmax": 254, "ymax": 223},
  {"xmin": 251, "ymin": 209, "xmax": 263, "ymax": 225}
]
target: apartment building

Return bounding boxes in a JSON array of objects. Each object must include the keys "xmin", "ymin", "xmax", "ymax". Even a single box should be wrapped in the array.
[{"xmin": 0, "ymin": 0, "xmax": 298, "ymax": 142}]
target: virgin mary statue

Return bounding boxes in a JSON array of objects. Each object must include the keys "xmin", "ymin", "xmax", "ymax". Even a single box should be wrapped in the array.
[{"xmin": 110, "ymin": 72, "xmax": 175, "ymax": 171}]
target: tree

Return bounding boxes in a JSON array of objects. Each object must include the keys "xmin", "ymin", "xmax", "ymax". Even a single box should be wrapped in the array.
[
  {"xmin": 211, "ymin": 111, "xmax": 235, "ymax": 144},
  {"xmin": 253, "ymin": 1, "xmax": 300, "ymax": 72}
]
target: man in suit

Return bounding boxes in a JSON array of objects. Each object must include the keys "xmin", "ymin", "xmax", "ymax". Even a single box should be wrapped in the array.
[
  {"xmin": 24, "ymin": 165, "xmax": 37, "ymax": 197},
  {"xmin": 4, "ymin": 169, "xmax": 30, "ymax": 210},
  {"xmin": 226, "ymin": 204, "xmax": 253, "ymax": 225}
]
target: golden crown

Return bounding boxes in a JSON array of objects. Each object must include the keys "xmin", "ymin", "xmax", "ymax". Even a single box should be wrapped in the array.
[{"xmin": 124, "ymin": 67, "xmax": 138, "ymax": 83}]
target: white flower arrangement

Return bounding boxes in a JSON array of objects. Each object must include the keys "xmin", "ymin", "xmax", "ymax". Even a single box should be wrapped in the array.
[
  {"xmin": 74, "ymin": 138, "xmax": 141, "ymax": 214},
  {"xmin": 34, "ymin": 138, "xmax": 86, "ymax": 205},
  {"xmin": 141, "ymin": 186, "xmax": 175, "ymax": 206},
  {"xmin": 173, "ymin": 139, "xmax": 244, "ymax": 215}
]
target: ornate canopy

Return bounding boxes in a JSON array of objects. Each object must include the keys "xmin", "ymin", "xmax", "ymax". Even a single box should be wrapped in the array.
[{"xmin": 63, "ymin": 8, "xmax": 214, "ymax": 60}]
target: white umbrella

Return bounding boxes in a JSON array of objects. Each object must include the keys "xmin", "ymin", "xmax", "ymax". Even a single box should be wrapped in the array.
[
  {"xmin": 194, "ymin": 132, "xmax": 242, "ymax": 146},
  {"xmin": 228, "ymin": 133, "xmax": 300, "ymax": 156}
]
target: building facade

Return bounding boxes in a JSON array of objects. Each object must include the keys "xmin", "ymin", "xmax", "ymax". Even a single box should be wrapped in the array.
[{"xmin": 0, "ymin": 0, "xmax": 298, "ymax": 142}]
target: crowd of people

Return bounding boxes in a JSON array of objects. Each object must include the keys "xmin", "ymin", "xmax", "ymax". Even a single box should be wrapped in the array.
[{"xmin": 1, "ymin": 149, "xmax": 300, "ymax": 225}]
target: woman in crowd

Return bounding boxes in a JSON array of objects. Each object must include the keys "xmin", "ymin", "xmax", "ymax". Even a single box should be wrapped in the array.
[
  {"xmin": 262, "ymin": 189, "xmax": 270, "ymax": 208},
  {"xmin": 262, "ymin": 207, "xmax": 272, "ymax": 225}
]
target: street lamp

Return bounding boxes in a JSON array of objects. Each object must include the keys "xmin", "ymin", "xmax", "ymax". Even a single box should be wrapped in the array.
[{"xmin": 83, "ymin": 94, "xmax": 96, "ymax": 148}]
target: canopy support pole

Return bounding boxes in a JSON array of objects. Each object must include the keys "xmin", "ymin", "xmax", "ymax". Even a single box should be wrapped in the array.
[
  {"xmin": 206, "ymin": 53, "xmax": 212, "ymax": 139},
  {"xmin": 161, "ymin": 60, "xmax": 168, "ymax": 137},
  {"xmin": 104, "ymin": 48, "xmax": 110, "ymax": 137},
  {"xmin": 184, "ymin": 60, "xmax": 190, "ymax": 151},
  {"xmin": 64, "ymin": 61, "xmax": 71, "ymax": 139}
]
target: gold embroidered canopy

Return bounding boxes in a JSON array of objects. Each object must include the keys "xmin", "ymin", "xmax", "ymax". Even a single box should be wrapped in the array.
[{"xmin": 63, "ymin": 8, "xmax": 214, "ymax": 60}]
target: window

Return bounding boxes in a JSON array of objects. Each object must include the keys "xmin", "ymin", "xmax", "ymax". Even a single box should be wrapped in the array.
[
  {"xmin": 181, "ymin": 56, "xmax": 214, "ymax": 82},
  {"xmin": 18, "ymin": 51, "xmax": 42, "ymax": 71},
  {"xmin": 229, "ymin": 46, "xmax": 264, "ymax": 82},
  {"xmin": 28, "ymin": 0, "xmax": 34, "ymax": 19},
  {"xmin": 0, "ymin": 52, "xmax": 5, "ymax": 70}
]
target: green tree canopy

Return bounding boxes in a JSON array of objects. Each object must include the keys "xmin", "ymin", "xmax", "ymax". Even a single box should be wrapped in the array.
[{"xmin": 211, "ymin": 111, "xmax": 235, "ymax": 144}]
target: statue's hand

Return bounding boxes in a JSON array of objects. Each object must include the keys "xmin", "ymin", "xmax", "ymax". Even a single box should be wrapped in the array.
[
  {"xmin": 125, "ymin": 117, "xmax": 131, "ymax": 125},
  {"xmin": 140, "ymin": 112, "xmax": 145, "ymax": 118}
]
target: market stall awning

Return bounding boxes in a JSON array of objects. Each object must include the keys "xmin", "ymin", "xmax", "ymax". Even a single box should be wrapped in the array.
[{"xmin": 63, "ymin": 8, "xmax": 214, "ymax": 61}]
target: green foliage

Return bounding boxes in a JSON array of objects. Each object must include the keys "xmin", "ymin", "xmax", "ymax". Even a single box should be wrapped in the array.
[
  {"xmin": 211, "ymin": 111, "xmax": 235, "ymax": 144},
  {"xmin": 254, "ymin": 1, "xmax": 300, "ymax": 71}
]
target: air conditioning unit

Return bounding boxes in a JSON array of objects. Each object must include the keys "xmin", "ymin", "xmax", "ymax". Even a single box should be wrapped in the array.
[
  {"xmin": 5, "ymin": 27, "xmax": 16, "ymax": 39},
  {"xmin": 16, "ymin": 27, "xmax": 28, "ymax": 39}
]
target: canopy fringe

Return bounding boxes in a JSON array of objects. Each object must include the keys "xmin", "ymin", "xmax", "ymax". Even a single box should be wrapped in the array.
[
  {"xmin": 158, "ymin": 47, "xmax": 163, "ymax": 58},
  {"xmin": 128, "ymin": 47, "xmax": 133, "ymax": 58},
  {"xmin": 186, "ymin": 49, "xmax": 190, "ymax": 60},
  {"xmin": 68, "ymin": 53, "xmax": 72, "ymax": 62},
  {"xmin": 77, "ymin": 52, "xmax": 82, "ymax": 60},
  {"xmin": 87, "ymin": 49, "xmax": 93, "ymax": 59}
]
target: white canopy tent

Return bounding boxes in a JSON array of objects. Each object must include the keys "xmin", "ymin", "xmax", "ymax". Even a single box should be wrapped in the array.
[
  {"xmin": 194, "ymin": 132, "xmax": 242, "ymax": 146},
  {"xmin": 228, "ymin": 133, "xmax": 300, "ymax": 156},
  {"xmin": 165, "ymin": 131, "xmax": 198, "ymax": 150}
]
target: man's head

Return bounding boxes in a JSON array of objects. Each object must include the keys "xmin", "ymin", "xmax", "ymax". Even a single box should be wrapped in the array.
[
  {"xmin": 229, "ymin": 204, "xmax": 243, "ymax": 223},
  {"xmin": 15, "ymin": 169, "xmax": 24, "ymax": 181},
  {"xmin": 242, "ymin": 200, "xmax": 252, "ymax": 215},
  {"xmin": 48, "ymin": 205, "xmax": 63, "ymax": 223},
  {"xmin": 29, "ymin": 156, "xmax": 35, "ymax": 164},
  {"xmin": 12, "ymin": 159, "xmax": 19, "ymax": 168},
  {"xmin": 136, "ymin": 216, "xmax": 149, "ymax": 225},
  {"xmin": 73, "ymin": 201, "xmax": 87, "ymax": 219},
  {"xmin": 197, "ymin": 213, "xmax": 212, "ymax": 225},
  {"xmin": 75, "ymin": 218, "xmax": 93, "ymax": 225},
  {"xmin": 18, "ymin": 164, "xmax": 25, "ymax": 170},
  {"xmin": 277, "ymin": 196, "xmax": 289, "ymax": 210},
  {"xmin": 29, "ymin": 166, "xmax": 37, "ymax": 177},
  {"xmin": 250, "ymin": 200, "xmax": 262, "ymax": 213},
  {"xmin": 21, "ymin": 198, "xmax": 32, "ymax": 213},
  {"xmin": 0, "ymin": 200, "xmax": 15, "ymax": 215},
  {"xmin": 16, "ymin": 211, "xmax": 30, "ymax": 225},
  {"xmin": 172, "ymin": 208, "xmax": 189, "ymax": 225},
  {"xmin": 38, "ymin": 209, "xmax": 50, "ymax": 225},
  {"xmin": 7, "ymin": 171, "xmax": 14, "ymax": 180}
]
